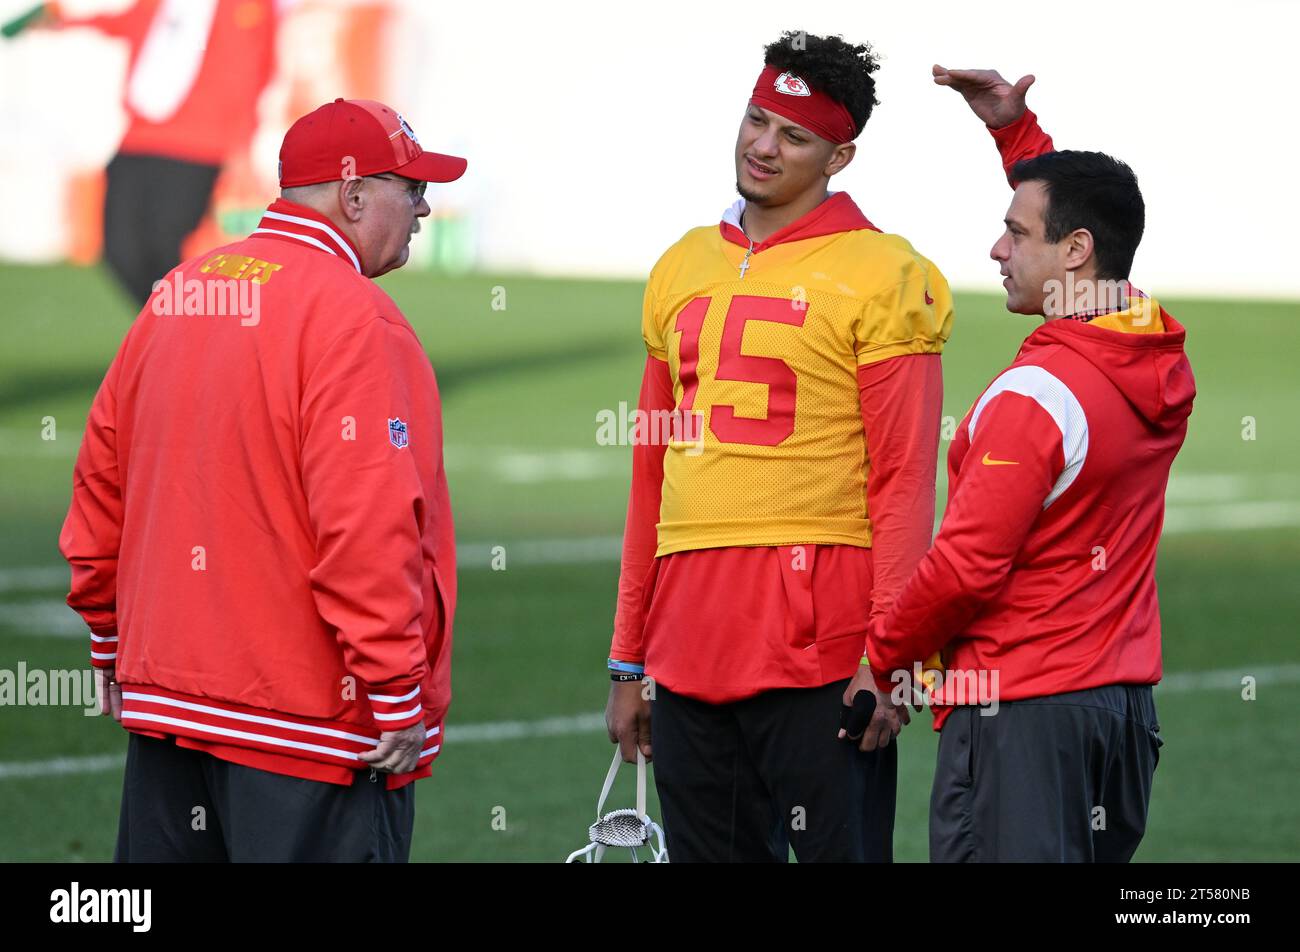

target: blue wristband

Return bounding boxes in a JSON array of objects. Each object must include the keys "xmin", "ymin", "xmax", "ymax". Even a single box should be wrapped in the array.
[{"xmin": 607, "ymin": 658, "xmax": 645, "ymax": 675}]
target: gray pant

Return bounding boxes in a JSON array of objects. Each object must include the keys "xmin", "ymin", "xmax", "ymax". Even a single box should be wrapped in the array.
[
  {"xmin": 114, "ymin": 732, "xmax": 415, "ymax": 862},
  {"xmin": 930, "ymin": 684, "xmax": 1161, "ymax": 862}
]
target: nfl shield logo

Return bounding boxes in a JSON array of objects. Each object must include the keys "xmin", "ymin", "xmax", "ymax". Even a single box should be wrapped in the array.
[{"xmin": 388, "ymin": 417, "xmax": 409, "ymax": 449}]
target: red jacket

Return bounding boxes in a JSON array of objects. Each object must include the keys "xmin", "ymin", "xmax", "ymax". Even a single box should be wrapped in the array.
[
  {"xmin": 60, "ymin": 199, "xmax": 456, "ymax": 788},
  {"xmin": 867, "ymin": 113, "xmax": 1196, "ymax": 727}
]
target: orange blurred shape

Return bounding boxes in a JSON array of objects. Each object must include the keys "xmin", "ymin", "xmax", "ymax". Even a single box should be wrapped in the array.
[{"xmin": 67, "ymin": 169, "xmax": 105, "ymax": 266}]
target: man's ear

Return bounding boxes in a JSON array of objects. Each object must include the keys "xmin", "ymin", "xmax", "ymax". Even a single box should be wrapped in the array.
[
  {"xmin": 825, "ymin": 141, "xmax": 856, "ymax": 178},
  {"xmin": 338, "ymin": 177, "xmax": 366, "ymax": 223},
  {"xmin": 1063, "ymin": 228, "xmax": 1096, "ymax": 273}
]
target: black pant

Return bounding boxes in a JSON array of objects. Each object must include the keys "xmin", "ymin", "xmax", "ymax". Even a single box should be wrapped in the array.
[
  {"xmin": 103, "ymin": 152, "xmax": 220, "ymax": 308},
  {"xmin": 650, "ymin": 680, "xmax": 897, "ymax": 862},
  {"xmin": 930, "ymin": 684, "xmax": 1162, "ymax": 862},
  {"xmin": 114, "ymin": 733, "xmax": 415, "ymax": 862}
]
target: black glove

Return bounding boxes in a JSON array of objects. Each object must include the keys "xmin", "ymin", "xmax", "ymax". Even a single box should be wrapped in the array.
[{"xmin": 839, "ymin": 689, "xmax": 877, "ymax": 741}]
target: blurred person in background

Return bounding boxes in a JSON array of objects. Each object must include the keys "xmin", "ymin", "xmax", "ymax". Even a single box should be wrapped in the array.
[{"xmin": 27, "ymin": 0, "xmax": 278, "ymax": 306}]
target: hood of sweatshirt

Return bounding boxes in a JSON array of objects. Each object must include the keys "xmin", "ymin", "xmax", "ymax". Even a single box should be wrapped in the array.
[
  {"xmin": 718, "ymin": 192, "xmax": 879, "ymax": 252},
  {"xmin": 1020, "ymin": 289, "xmax": 1196, "ymax": 433}
]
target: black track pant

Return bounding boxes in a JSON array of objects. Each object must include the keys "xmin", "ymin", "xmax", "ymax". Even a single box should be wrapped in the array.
[
  {"xmin": 930, "ymin": 684, "xmax": 1162, "ymax": 862},
  {"xmin": 650, "ymin": 679, "xmax": 897, "ymax": 863},
  {"xmin": 103, "ymin": 152, "xmax": 220, "ymax": 308},
  {"xmin": 114, "ymin": 732, "xmax": 415, "ymax": 862}
]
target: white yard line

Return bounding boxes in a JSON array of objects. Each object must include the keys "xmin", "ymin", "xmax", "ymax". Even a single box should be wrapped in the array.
[
  {"xmin": 448, "ymin": 712, "xmax": 606, "ymax": 743},
  {"xmin": 0, "ymin": 599, "xmax": 84, "ymax": 636},
  {"xmin": 2, "ymin": 496, "xmax": 1298, "ymax": 635},
  {"xmin": 2, "ymin": 491, "xmax": 1299, "ymax": 601},
  {"xmin": 1162, "ymin": 500, "xmax": 1300, "ymax": 533},
  {"xmin": 0, "ymin": 713, "xmax": 607, "ymax": 780},
  {"xmin": 1156, "ymin": 663, "xmax": 1300, "ymax": 692},
  {"xmin": 1, "ymin": 665, "xmax": 1296, "ymax": 780},
  {"xmin": 490, "ymin": 450, "xmax": 624, "ymax": 484},
  {"xmin": 0, "ymin": 567, "xmax": 69, "ymax": 594},
  {"xmin": 0, "ymin": 754, "xmax": 123, "ymax": 780},
  {"xmin": 1164, "ymin": 473, "xmax": 1299, "ymax": 504},
  {"xmin": 0, "ymin": 537, "xmax": 627, "ymax": 596}
]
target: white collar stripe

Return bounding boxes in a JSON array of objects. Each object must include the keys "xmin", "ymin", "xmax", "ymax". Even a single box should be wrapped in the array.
[
  {"xmin": 259, "ymin": 210, "xmax": 362, "ymax": 272},
  {"xmin": 251, "ymin": 227, "xmax": 349, "ymax": 266}
]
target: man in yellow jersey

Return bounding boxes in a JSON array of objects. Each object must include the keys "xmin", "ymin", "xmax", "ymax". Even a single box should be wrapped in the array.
[{"xmin": 605, "ymin": 31, "xmax": 952, "ymax": 862}]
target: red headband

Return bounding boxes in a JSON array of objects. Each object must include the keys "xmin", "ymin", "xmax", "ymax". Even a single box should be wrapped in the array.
[{"xmin": 748, "ymin": 65, "xmax": 858, "ymax": 144}]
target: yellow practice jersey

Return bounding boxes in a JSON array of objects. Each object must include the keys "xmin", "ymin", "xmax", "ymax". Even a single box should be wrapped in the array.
[{"xmin": 644, "ymin": 196, "xmax": 954, "ymax": 556}]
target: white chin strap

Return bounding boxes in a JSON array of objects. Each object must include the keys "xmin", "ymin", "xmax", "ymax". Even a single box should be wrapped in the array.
[{"xmin": 565, "ymin": 749, "xmax": 668, "ymax": 863}]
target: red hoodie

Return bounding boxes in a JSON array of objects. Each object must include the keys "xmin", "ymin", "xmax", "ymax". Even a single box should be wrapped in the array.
[{"xmin": 867, "ymin": 113, "xmax": 1196, "ymax": 728}]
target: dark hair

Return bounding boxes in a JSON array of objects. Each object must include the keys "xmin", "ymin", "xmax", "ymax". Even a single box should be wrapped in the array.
[
  {"xmin": 762, "ymin": 31, "xmax": 880, "ymax": 136},
  {"xmin": 1011, "ymin": 150, "xmax": 1146, "ymax": 280}
]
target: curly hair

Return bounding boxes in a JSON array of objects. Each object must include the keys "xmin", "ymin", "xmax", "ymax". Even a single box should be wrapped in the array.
[{"xmin": 762, "ymin": 30, "xmax": 881, "ymax": 136}]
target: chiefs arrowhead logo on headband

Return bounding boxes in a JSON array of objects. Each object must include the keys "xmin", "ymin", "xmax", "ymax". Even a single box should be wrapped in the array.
[
  {"xmin": 773, "ymin": 72, "xmax": 812, "ymax": 97},
  {"xmin": 750, "ymin": 65, "xmax": 858, "ymax": 144}
]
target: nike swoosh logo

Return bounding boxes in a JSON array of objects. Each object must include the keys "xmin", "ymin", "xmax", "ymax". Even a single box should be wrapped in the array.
[{"xmin": 981, "ymin": 452, "xmax": 1019, "ymax": 466}]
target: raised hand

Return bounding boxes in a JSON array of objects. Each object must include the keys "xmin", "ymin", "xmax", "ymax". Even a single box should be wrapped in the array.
[{"xmin": 933, "ymin": 64, "xmax": 1035, "ymax": 129}]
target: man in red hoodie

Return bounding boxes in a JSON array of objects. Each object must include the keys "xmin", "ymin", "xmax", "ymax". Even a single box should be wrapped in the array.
[
  {"xmin": 60, "ymin": 99, "xmax": 466, "ymax": 862},
  {"xmin": 866, "ymin": 67, "xmax": 1196, "ymax": 862}
]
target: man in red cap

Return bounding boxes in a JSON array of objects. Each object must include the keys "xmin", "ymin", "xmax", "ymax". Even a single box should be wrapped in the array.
[
  {"xmin": 60, "ymin": 99, "xmax": 467, "ymax": 862},
  {"xmin": 605, "ymin": 31, "xmax": 951, "ymax": 862}
]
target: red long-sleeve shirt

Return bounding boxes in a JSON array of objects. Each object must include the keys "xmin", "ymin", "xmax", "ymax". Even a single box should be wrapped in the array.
[{"xmin": 610, "ymin": 351, "xmax": 943, "ymax": 702}]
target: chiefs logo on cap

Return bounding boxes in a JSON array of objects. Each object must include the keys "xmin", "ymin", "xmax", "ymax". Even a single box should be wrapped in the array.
[
  {"xmin": 773, "ymin": 72, "xmax": 811, "ymax": 96},
  {"xmin": 396, "ymin": 114, "xmax": 420, "ymax": 146}
]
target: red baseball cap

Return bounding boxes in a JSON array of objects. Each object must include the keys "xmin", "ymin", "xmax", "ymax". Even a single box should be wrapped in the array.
[{"xmin": 278, "ymin": 98, "xmax": 467, "ymax": 188}]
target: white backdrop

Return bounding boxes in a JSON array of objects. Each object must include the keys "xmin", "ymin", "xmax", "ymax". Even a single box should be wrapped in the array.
[{"xmin": 3, "ymin": 0, "xmax": 1298, "ymax": 297}]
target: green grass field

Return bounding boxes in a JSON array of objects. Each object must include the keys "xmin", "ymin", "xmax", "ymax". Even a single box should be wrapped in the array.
[{"xmin": 1, "ymin": 261, "xmax": 1297, "ymax": 861}]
